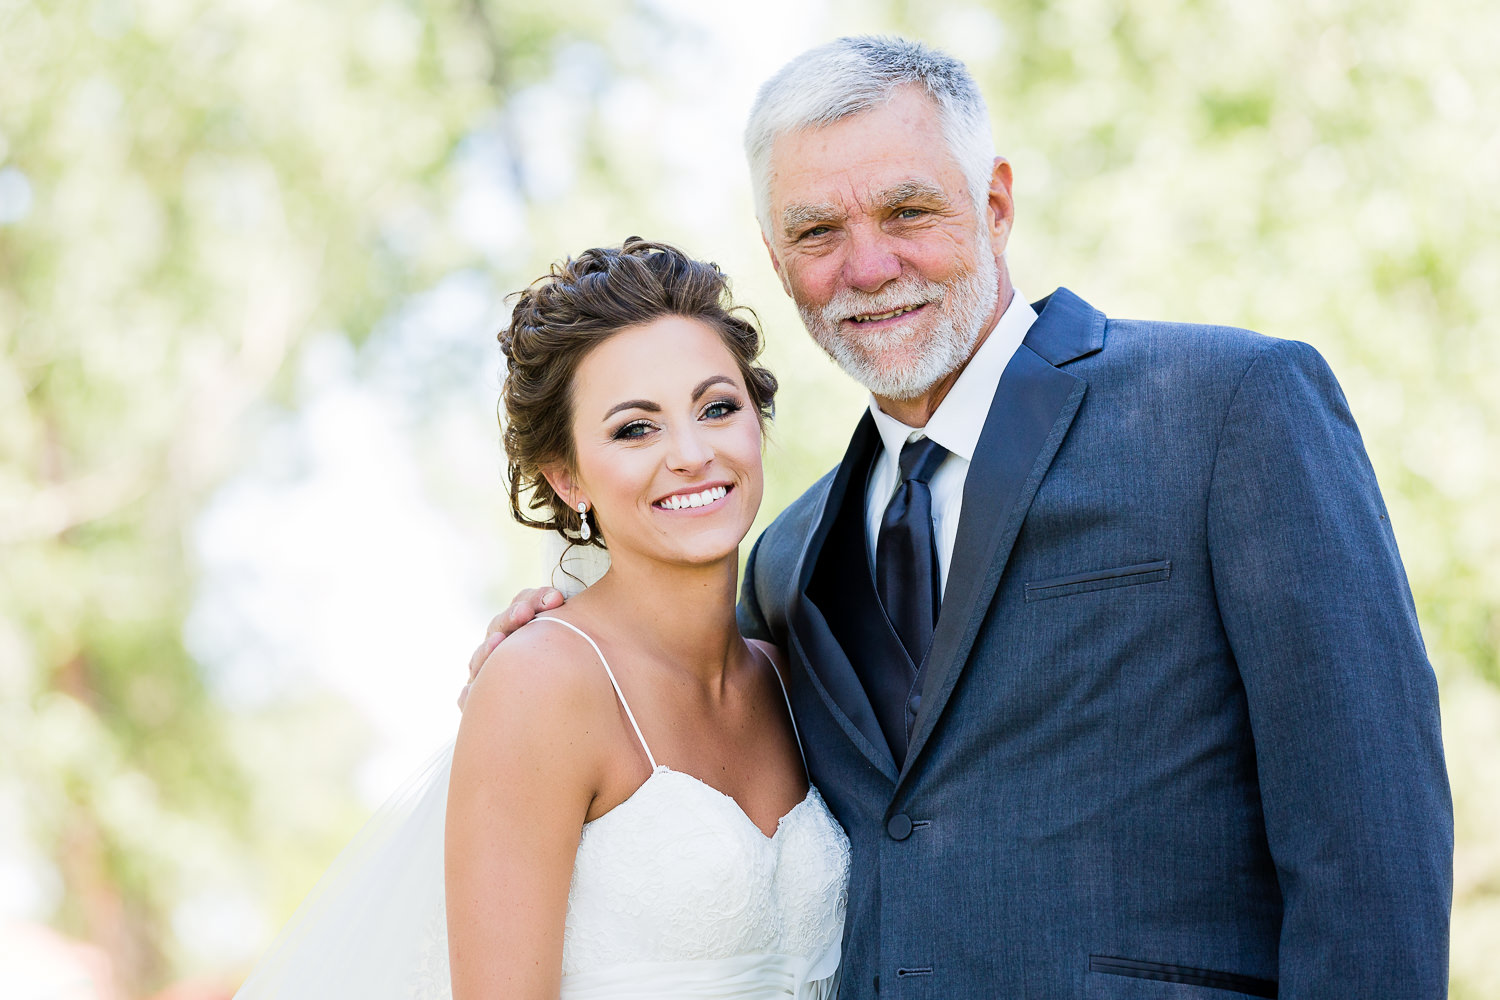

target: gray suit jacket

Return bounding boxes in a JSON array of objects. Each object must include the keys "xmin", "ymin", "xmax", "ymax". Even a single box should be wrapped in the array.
[{"xmin": 739, "ymin": 289, "xmax": 1451, "ymax": 999}]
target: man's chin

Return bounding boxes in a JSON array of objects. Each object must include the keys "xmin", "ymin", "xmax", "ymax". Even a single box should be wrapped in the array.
[
  {"xmin": 811, "ymin": 323, "xmax": 971, "ymax": 401},
  {"xmin": 847, "ymin": 360, "xmax": 948, "ymax": 401},
  {"xmin": 861, "ymin": 339, "xmax": 970, "ymax": 397}
]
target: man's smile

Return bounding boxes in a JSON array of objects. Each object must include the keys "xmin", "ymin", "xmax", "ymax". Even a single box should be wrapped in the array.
[{"xmin": 849, "ymin": 303, "xmax": 928, "ymax": 325}]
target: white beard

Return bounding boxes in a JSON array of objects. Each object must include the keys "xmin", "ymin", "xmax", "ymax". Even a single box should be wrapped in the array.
[{"xmin": 798, "ymin": 248, "xmax": 1000, "ymax": 401}]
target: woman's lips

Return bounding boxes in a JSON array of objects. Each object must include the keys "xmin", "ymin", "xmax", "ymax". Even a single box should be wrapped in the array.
[{"xmin": 652, "ymin": 484, "xmax": 731, "ymax": 511}]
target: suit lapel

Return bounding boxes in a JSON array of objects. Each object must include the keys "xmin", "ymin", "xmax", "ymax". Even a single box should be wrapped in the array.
[
  {"xmin": 900, "ymin": 289, "xmax": 1104, "ymax": 776},
  {"xmin": 788, "ymin": 610, "xmax": 900, "ymax": 783},
  {"xmin": 785, "ymin": 412, "xmax": 900, "ymax": 781}
]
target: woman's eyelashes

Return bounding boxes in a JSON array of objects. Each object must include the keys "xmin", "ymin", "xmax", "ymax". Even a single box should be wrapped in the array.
[
  {"xmin": 606, "ymin": 397, "xmax": 744, "ymax": 442},
  {"xmin": 700, "ymin": 397, "xmax": 743, "ymax": 420},
  {"xmin": 611, "ymin": 418, "xmax": 656, "ymax": 441}
]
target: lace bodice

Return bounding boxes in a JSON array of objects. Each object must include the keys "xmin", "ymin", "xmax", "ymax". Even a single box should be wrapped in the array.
[{"xmin": 563, "ymin": 767, "xmax": 848, "ymax": 973}]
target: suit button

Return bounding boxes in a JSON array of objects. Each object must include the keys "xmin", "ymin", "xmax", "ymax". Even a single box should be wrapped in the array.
[
  {"xmin": 887, "ymin": 813, "xmax": 913, "ymax": 840},
  {"xmin": 907, "ymin": 692, "xmax": 921, "ymax": 717}
]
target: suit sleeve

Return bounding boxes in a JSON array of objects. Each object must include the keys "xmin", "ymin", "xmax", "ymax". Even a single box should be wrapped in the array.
[{"xmin": 1206, "ymin": 338, "xmax": 1452, "ymax": 998}]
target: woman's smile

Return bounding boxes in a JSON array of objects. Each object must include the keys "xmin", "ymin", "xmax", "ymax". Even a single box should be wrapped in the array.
[{"xmin": 652, "ymin": 483, "xmax": 733, "ymax": 512}]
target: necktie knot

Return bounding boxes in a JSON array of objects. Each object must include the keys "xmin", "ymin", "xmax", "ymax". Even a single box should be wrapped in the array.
[{"xmin": 899, "ymin": 436, "xmax": 947, "ymax": 485}]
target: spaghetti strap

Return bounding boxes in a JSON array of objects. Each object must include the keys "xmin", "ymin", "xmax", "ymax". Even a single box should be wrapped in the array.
[
  {"xmin": 748, "ymin": 641, "xmax": 808, "ymax": 775},
  {"xmin": 533, "ymin": 616, "xmax": 657, "ymax": 770}
]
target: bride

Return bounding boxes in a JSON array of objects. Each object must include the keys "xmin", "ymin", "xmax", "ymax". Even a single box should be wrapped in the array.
[{"xmin": 234, "ymin": 238, "xmax": 849, "ymax": 999}]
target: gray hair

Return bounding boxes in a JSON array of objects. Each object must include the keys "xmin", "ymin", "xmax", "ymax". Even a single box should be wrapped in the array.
[{"xmin": 744, "ymin": 36, "xmax": 997, "ymax": 236}]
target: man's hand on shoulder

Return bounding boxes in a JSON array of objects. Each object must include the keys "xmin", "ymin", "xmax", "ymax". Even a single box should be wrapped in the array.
[{"xmin": 458, "ymin": 586, "xmax": 567, "ymax": 710}]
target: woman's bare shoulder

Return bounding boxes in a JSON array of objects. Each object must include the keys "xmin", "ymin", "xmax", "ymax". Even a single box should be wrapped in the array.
[{"xmin": 457, "ymin": 616, "xmax": 618, "ymax": 757}]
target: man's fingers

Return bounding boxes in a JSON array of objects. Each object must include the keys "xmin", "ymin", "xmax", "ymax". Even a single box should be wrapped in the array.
[
  {"xmin": 486, "ymin": 607, "xmax": 519, "ymax": 638},
  {"xmin": 467, "ymin": 631, "xmax": 502, "ymax": 682},
  {"xmin": 488, "ymin": 587, "xmax": 566, "ymax": 636},
  {"xmin": 486, "ymin": 592, "xmax": 532, "ymax": 637}
]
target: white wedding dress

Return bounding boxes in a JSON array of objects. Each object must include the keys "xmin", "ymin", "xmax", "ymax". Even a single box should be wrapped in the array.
[{"xmin": 235, "ymin": 617, "xmax": 850, "ymax": 999}]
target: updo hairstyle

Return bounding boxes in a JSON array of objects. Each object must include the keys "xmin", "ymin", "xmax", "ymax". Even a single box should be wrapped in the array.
[{"xmin": 499, "ymin": 237, "xmax": 778, "ymax": 548}]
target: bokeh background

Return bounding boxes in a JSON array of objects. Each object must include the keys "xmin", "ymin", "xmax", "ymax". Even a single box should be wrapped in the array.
[{"xmin": 2, "ymin": 0, "xmax": 1496, "ymax": 996}]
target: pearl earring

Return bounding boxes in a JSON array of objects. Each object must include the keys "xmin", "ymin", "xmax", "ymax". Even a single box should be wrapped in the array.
[{"xmin": 577, "ymin": 501, "xmax": 591, "ymax": 541}]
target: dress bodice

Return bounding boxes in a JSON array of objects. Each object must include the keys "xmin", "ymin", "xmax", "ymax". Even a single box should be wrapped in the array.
[
  {"xmin": 539, "ymin": 617, "xmax": 850, "ymax": 999},
  {"xmin": 563, "ymin": 768, "xmax": 848, "ymax": 982}
]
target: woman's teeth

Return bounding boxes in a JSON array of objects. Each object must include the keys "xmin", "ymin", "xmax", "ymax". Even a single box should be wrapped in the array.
[{"xmin": 656, "ymin": 485, "xmax": 728, "ymax": 510}]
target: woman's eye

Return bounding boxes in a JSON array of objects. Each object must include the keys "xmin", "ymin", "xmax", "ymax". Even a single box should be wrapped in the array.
[
  {"xmin": 612, "ymin": 420, "xmax": 655, "ymax": 441},
  {"xmin": 702, "ymin": 399, "xmax": 743, "ymax": 420}
]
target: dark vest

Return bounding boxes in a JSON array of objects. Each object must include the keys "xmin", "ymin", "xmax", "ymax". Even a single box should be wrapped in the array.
[{"xmin": 805, "ymin": 467, "xmax": 931, "ymax": 765}]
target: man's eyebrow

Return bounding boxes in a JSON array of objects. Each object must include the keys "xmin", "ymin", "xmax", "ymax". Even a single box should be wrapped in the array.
[
  {"xmin": 879, "ymin": 180, "xmax": 949, "ymax": 209},
  {"xmin": 780, "ymin": 182, "xmax": 950, "ymax": 237},
  {"xmin": 603, "ymin": 398, "xmax": 660, "ymax": 420},
  {"xmin": 691, "ymin": 375, "xmax": 737, "ymax": 401},
  {"xmin": 781, "ymin": 203, "xmax": 844, "ymax": 238}
]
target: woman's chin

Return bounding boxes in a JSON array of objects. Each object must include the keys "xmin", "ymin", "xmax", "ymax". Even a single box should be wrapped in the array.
[
  {"xmin": 666, "ymin": 535, "xmax": 745, "ymax": 568},
  {"xmin": 609, "ymin": 529, "xmax": 746, "ymax": 571}
]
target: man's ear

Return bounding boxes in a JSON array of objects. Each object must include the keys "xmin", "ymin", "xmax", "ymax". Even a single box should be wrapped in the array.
[
  {"xmin": 761, "ymin": 231, "xmax": 792, "ymax": 296},
  {"xmin": 986, "ymin": 157, "xmax": 1016, "ymax": 255}
]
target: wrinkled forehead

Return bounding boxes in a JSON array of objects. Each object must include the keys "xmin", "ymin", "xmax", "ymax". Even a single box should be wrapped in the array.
[{"xmin": 765, "ymin": 95, "xmax": 968, "ymax": 232}]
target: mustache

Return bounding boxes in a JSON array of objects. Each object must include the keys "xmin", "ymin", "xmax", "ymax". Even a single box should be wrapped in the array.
[{"xmin": 818, "ymin": 275, "xmax": 947, "ymax": 325}]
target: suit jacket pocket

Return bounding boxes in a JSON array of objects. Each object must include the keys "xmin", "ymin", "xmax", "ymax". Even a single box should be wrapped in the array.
[
  {"xmin": 1024, "ymin": 559, "xmax": 1172, "ymax": 603},
  {"xmin": 1088, "ymin": 955, "xmax": 1277, "ymax": 998}
]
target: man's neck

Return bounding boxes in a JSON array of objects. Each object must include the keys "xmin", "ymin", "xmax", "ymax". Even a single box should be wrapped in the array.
[{"xmin": 873, "ymin": 281, "xmax": 1016, "ymax": 428}]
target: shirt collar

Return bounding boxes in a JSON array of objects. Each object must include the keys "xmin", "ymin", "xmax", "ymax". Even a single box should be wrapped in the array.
[{"xmin": 867, "ymin": 290, "xmax": 1038, "ymax": 462}]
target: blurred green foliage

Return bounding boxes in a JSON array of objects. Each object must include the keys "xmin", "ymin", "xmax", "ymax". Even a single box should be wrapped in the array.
[
  {"xmin": 2, "ymin": 0, "xmax": 1495, "ymax": 996},
  {"xmin": 1, "ymin": 0, "xmax": 640, "ymax": 991}
]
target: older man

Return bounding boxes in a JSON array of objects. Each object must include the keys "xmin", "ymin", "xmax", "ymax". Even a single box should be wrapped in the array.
[{"xmin": 480, "ymin": 36, "xmax": 1451, "ymax": 999}]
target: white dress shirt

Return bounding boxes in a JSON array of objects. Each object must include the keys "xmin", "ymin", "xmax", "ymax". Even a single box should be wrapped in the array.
[{"xmin": 864, "ymin": 292, "xmax": 1038, "ymax": 595}]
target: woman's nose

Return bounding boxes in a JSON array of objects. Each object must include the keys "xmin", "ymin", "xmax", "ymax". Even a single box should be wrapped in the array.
[{"xmin": 664, "ymin": 423, "xmax": 712, "ymax": 473}]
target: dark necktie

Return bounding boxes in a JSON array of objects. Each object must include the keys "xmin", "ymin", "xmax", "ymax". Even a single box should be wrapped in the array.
[{"xmin": 875, "ymin": 436, "xmax": 947, "ymax": 668}]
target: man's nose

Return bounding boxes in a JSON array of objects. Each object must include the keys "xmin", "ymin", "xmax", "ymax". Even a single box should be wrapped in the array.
[{"xmin": 841, "ymin": 227, "xmax": 902, "ymax": 292}]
